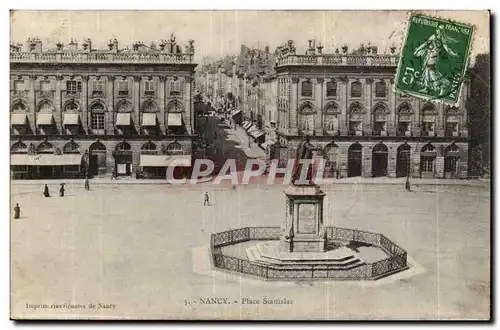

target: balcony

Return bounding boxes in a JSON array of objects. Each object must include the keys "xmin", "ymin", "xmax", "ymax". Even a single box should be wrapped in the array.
[
  {"xmin": 11, "ymin": 52, "xmax": 195, "ymax": 64},
  {"xmin": 421, "ymin": 130, "xmax": 436, "ymax": 137},
  {"xmin": 37, "ymin": 90, "xmax": 55, "ymax": 98},
  {"xmin": 12, "ymin": 90, "xmax": 28, "ymax": 98},
  {"xmin": 276, "ymin": 54, "xmax": 398, "ymax": 68}
]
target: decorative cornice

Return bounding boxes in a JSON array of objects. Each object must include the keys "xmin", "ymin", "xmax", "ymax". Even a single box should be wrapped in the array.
[
  {"xmin": 133, "ymin": 76, "xmax": 142, "ymax": 82},
  {"xmin": 28, "ymin": 75, "xmax": 37, "ymax": 81},
  {"xmin": 291, "ymin": 76, "xmax": 300, "ymax": 84},
  {"xmin": 81, "ymin": 75, "xmax": 89, "ymax": 81},
  {"xmin": 338, "ymin": 76, "xmax": 348, "ymax": 83},
  {"xmin": 159, "ymin": 76, "xmax": 168, "ymax": 82},
  {"xmin": 366, "ymin": 78, "xmax": 374, "ymax": 84},
  {"xmin": 316, "ymin": 77, "xmax": 324, "ymax": 84},
  {"xmin": 56, "ymin": 75, "xmax": 64, "ymax": 81}
]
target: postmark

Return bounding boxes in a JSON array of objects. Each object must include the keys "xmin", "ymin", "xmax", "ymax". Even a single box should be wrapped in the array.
[{"xmin": 395, "ymin": 13, "xmax": 474, "ymax": 104}]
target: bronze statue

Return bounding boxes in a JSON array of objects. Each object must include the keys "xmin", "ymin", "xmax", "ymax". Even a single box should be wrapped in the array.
[{"xmin": 291, "ymin": 136, "xmax": 320, "ymax": 185}]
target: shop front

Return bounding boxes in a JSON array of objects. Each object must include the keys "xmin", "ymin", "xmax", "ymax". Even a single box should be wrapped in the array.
[
  {"xmin": 139, "ymin": 154, "xmax": 192, "ymax": 180},
  {"xmin": 10, "ymin": 153, "xmax": 84, "ymax": 179}
]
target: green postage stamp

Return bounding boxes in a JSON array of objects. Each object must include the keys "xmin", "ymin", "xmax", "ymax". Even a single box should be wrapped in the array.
[{"xmin": 395, "ymin": 14, "xmax": 474, "ymax": 104}]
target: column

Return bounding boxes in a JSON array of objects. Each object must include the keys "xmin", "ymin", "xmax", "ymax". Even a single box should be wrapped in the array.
[
  {"xmin": 364, "ymin": 78, "xmax": 372, "ymax": 135},
  {"xmin": 363, "ymin": 144, "xmax": 372, "ymax": 178},
  {"xmin": 81, "ymin": 75, "xmax": 89, "ymax": 133},
  {"xmin": 106, "ymin": 76, "xmax": 115, "ymax": 135},
  {"xmin": 133, "ymin": 76, "xmax": 141, "ymax": 133},
  {"xmin": 339, "ymin": 76, "xmax": 348, "ymax": 135},
  {"xmin": 158, "ymin": 76, "xmax": 167, "ymax": 134},
  {"xmin": 184, "ymin": 76, "xmax": 193, "ymax": 134},
  {"xmin": 412, "ymin": 97, "xmax": 421, "ymax": 137},
  {"xmin": 388, "ymin": 78, "xmax": 396, "ymax": 136},
  {"xmin": 53, "ymin": 76, "xmax": 62, "ymax": 133},
  {"xmin": 28, "ymin": 75, "xmax": 37, "ymax": 133},
  {"xmin": 387, "ymin": 144, "xmax": 397, "ymax": 178},
  {"xmin": 315, "ymin": 78, "xmax": 324, "ymax": 136},
  {"xmin": 436, "ymin": 102, "xmax": 445, "ymax": 136},
  {"xmin": 289, "ymin": 77, "xmax": 299, "ymax": 135}
]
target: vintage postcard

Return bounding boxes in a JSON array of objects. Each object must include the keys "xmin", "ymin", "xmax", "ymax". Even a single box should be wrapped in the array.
[{"xmin": 10, "ymin": 10, "xmax": 491, "ymax": 320}]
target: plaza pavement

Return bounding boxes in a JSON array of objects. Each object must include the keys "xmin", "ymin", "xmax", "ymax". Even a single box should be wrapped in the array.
[{"xmin": 10, "ymin": 182, "xmax": 490, "ymax": 320}]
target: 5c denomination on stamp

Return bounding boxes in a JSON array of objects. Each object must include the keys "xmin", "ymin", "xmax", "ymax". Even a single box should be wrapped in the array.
[{"xmin": 395, "ymin": 13, "xmax": 474, "ymax": 104}]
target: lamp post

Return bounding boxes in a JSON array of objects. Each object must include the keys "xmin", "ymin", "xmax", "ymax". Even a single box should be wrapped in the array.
[{"xmin": 405, "ymin": 150, "xmax": 411, "ymax": 191}]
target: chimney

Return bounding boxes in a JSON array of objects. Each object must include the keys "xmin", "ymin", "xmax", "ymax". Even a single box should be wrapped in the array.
[{"xmin": 68, "ymin": 38, "xmax": 78, "ymax": 52}]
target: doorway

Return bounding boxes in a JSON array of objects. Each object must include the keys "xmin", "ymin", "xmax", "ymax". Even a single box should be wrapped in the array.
[
  {"xmin": 396, "ymin": 144, "xmax": 411, "ymax": 177},
  {"xmin": 372, "ymin": 143, "xmax": 388, "ymax": 177},
  {"xmin": 348, "ymin": 143, "xmax": 362, "ymax": 177}
]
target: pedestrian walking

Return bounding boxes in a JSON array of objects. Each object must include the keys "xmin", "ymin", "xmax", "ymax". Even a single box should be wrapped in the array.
[
  {"xmin": 43, "ymin": 184, "xmax": 50, "ymax": 197},
  {"xmin": 84, "ymin": 176, "xmax": 90, "ymax": 191},
  {"xmin": 111, "ymin": 169, "xmax": 116, "ymax": 180},
  {"xmin": 59, "ymin": 183, "xmax": 65, "ymax": 197},
  {"xmin": 204, "ymin": 191, "xmax": 210, "ymax": 206},
  {"xmin": 14, "ymin": 203, "xmax": 20, "ymax": 219}
]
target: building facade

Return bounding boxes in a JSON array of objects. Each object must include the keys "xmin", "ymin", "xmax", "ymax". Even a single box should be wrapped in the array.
[
  {"xmin": 272, "ymin": 40, "xmax": 469, "ymax": 179},
  {"xmin": 10, "ymin": 36, "xmax": 198, "ymax": 179}
]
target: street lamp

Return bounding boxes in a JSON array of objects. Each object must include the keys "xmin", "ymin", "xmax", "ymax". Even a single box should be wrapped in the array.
[{"xmin": 405, "ymin": 150, "xmax": 411, "ymax": 191}]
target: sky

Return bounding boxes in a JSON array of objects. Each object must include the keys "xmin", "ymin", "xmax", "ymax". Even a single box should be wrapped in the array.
[{"xmin": 10, "ymin": 10, "xmax": 490, "ymax": 63}]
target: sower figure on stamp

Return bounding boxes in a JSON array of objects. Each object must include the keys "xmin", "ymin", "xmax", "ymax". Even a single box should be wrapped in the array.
[
  {"xmin": 291, "ymin": 136, "xmax": 321, "ymax": 186},
  {"xmin": 413, "ymin": 25, "xmax": 459, "ymax": 96}
]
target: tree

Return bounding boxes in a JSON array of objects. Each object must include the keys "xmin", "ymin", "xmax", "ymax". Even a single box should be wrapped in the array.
[{"xmin": 466, "ymin": 53, "xmax": 490, "ymax": 177}]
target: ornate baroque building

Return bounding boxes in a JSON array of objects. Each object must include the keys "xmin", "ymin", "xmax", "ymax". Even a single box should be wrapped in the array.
[
  {"xmin": 10, "ymin": 36, "xmax": 197, "ymax": 179},
  {"xmin": 272, "ymin": 40, "xmax": 469, "ymax": 179}
]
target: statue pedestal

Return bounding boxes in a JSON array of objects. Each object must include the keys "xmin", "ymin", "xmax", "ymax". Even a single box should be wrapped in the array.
[{"xmin": 280, "ymin": 184, "xmax": 327, "ymax": 253}]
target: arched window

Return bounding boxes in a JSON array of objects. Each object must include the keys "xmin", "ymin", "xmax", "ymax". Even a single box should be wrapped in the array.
[
  {"xmin": 421, "ymin": 103, "xmax": 437, "ymax": 137},
  {"xmin": 116, "ymin": 100, "xmax": 132, "ymax": 112},
  {"xmin": 301, "ymin": 80, "xmax": 313, "ymax": 98},
  {"xmin": 63, "ymin": 141, "xmax": 80, "ymax": 154},
  {"xmin": 326, "ymin": 80, "xmax": 337, "ymax": 97},
  {"xmin": 142, "ymin": 100, "xmax": 158, "ymax": 112},
  {"xmin": 90, "ymin": 102, "xmax": 106, "ymax": 130},
  {"xmin": 64, "ymin": 101, "xmax": 79, "ymax": 112},
  {"xmin": 11, "ymin": 101, "xmax": 27, "ymax": 112},
  {"xmin": 166, "ymin": 141, "xmax": 184, "ymax": 155},
  {"xmin": 37, "ymin": 141, "xmax": 54, "ymax": 154},
  {"xmin": 141, "ymin": 141, "xmax": 156, "ymax": 150},
  {"xmin": 11, "ymin": 141, "xmax": 27, "ymax": 154},
  {"xmin": 116, "ymin": 141, "xmax": 131, "ymax": 151},
  {"xmin": 351, "ymin": 81, "xmax": 362, "ymax": 98},
  {"xmin": 38, "ymin": 101, "xmax": 54, "ymax": 112},
  {"xmin": 375, "ymin": 81, "xmax": 387, "ymax": 98},
  {"xmin": 167, "ymin": 100, "xmax": 184, "ymax": 113},
  {"xmin": 298, "ymin": 103, "xmax": 315, "ymax": 133},
  {"xmin": 445, "ymin": 107, "xmax": 460, "ymax": 137},
  {"xmin": 397, "ymin": 102, "xmax": 412, "ymax": 136},
  {"xmin": 373, "ymin": 103, "xmax": 388, "ymax": 136},
  {"xmin": 348, "ymin": 102, "xmax": 364, "ymax": 136},
  {"xmin": 323, "ymin": 102, "xmax": 339, "ymax": 134}
]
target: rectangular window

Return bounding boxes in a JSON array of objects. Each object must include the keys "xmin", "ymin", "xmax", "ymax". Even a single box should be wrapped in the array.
[
  {"xmin": 301, "ymin": 81, "xmax": 313, "ymax": 98},
  {"xmin": 92, "ymin": 80, "xmax": 105, "ymax": 95},
  {"xmin": 40, "ymin": 81, "xmax": 51, "ymax": 91},
  {"xmin": 118, "ymin": 81, "xmax": 129, "ymax": 96},
  {"xmin": 375, "ymin": 82, "xmax": 387, "ymax": 98},
  {"xmin": 351, "ymin": 82, "xmax": 362, "ymax": 98},
  {"xmin": 91, "ymin": 113, "xmax": 105, "ymax": 130},
  {"xmin": 145, "ymin": 81, "xmax": 155, "ymax": 96},
  {"xmin": 326, "ymin": 81, "xmax": 337, "ymax": 97},
  {"xmin": 66, "ymin": 80, "xmax": 82, "ymax": 94},
  {"xmin": 14, "ymin": 80, "xmax": 24, "ymax": 91},
  {"xmin": 169, "ymin": 81, "xmax": 181, "ymax": 97}
]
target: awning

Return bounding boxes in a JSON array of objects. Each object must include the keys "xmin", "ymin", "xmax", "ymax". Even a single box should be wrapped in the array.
[
  {"xmin": 167, "ymin": 113, "xmax": 183, "ymax": 126},
  {"xmin": 247, "ymin": 125, "xmax": 259, "ymax": 134},
  {"xmin": 142, "ymin": 113, "xmax": 157, "ymax": 126},
  {"xmin": 11, "ymin": 154, "xmax": 83, "ymax": 166},
  {"xmin": 231, "ymin": 109, "xmax": 242, "ymax": 116},
  {"xmin": 252, "ymin": 130, "xmax": 265, "ymax": 139},
  {"xmin": 140, "ymin": 154, "xmax": 191, "ymax": 167},
  {"xmin": 11, "ymin": 113, "xmax": 27, "ymax": 125},
  {"xmin": 116, "ymin": 113, "xmax": 131, "ymax": 126},
  {"xmin": 63, "ymin": 113, "xmax": 80, "ymax": 125},
  {"xmin": 242, "ymin": 122, "xmax": 252, "ymax": 129},
  {"xmin": 36, "ymin": 113, "xmax": 53, "ymax": 126},
  {"xmin": 260, "ymin": 140, "xmax": 277, "ymax": 149}
]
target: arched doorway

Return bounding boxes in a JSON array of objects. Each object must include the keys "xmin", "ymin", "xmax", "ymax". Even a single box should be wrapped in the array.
[
  {"xmin": 348, "ymin": 143, "xmax": 362, "ymax": 177},
  {"xmin": 114, "ymin": 141, "xmax": 132, "ymax": 176},
  {"xmin": 396, "ymin": 143, "xmax": 411, "ymax": 177},
  {"xmin": 372, "ymin": 143, "xmax": 388, "ymax": 177},
  {"xmin": 89, "ymin": 141, "xmax": 106, "ymax": 177},
  {"xmin": 444, "ymin": 143, "xmax": 460, "ymax": 178},
  {"xmin": 420, "ymin": 144, "xmax": 436, "ymax": 178},
  {"xmin": 323, "ymin": 143, "xmax": 339, "ymax": 178}
]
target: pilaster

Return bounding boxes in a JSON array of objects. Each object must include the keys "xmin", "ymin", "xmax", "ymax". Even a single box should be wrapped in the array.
[
  {"xmin": 315, "ymin": 78, "xmax": 324, "ymax": 136},
  {"xmin": 289, "ymin": 77, "xmax": 299, "ymax": 135},
  {"xmin": 159, "ymin": 76, "xmax": 167, "ymax": 134},
  {"xmin": 81, "ymin": 75, "xmax": 89, "ymax": 133},
  {"xmin": 133, "ymin": 76, "xmax": 141, "ymax": 133},
  {"xmin": 28, "ymin": 75, "xmax": 37, "ymax": 133}
]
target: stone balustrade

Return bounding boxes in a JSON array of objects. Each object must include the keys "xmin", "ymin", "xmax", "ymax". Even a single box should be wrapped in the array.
[
  {"xmin": 276, "ymin": 54, "xmax": 398, "ymax": 67},
  {"xmin": 11, "ymin": 52, "xmax": 194, "ymax": 64}
]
